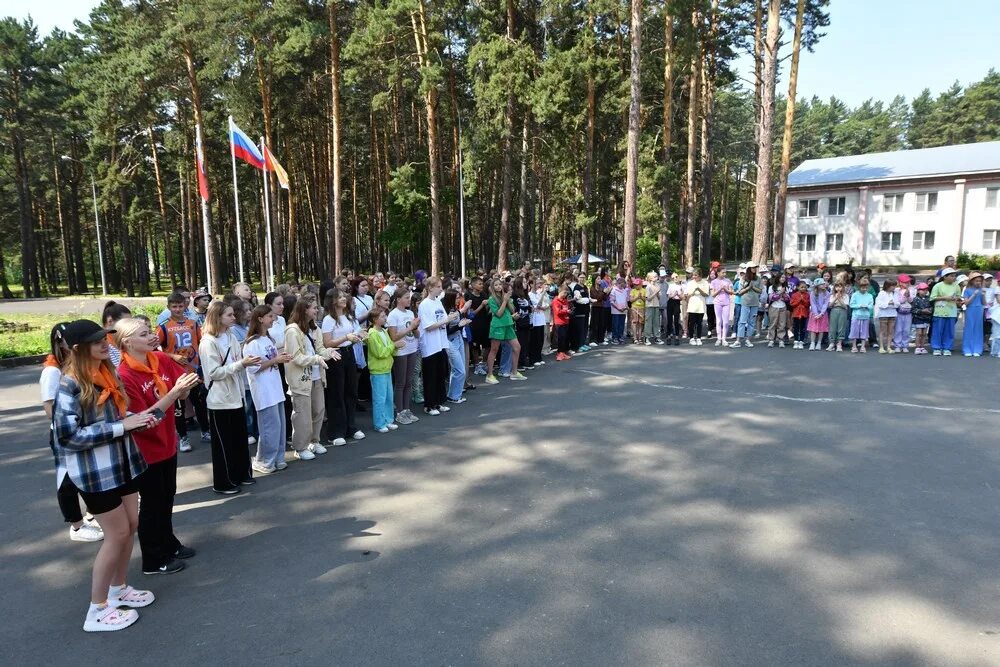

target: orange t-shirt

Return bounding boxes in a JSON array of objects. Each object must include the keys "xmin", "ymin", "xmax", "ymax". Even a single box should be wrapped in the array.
[{"xmin": 158, "ymin": 317, "xmax": 202, "ymax": 371}]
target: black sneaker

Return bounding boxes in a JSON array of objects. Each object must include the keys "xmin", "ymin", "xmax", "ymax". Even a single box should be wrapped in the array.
[
  {"xmin": 213, "ymin": 486, "xmax": 240, "ymax": 496},
  {"xmin": 143, "ymin": 559, "xmax": 185, "ymax": 575},
  {"xmin": 239, "ymin": 478, "xmax": 257, "ymax": 486},
  {"xmin": 174, "ymin": 545, "xmax": 196, "ymax": 559}
]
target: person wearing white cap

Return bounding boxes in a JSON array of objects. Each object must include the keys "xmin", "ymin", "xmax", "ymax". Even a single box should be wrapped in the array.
[{"xmin": 929, "ymin": 268, "xmax": 961, "ymax": 355}]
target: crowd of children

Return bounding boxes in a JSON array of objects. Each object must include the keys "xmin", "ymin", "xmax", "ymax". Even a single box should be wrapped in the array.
[{"xmin": 40, "ymin": 257, "xmax": 999, "ymax": 632}]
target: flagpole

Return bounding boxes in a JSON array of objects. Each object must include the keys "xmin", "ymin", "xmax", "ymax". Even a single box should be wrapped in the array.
[
  {"xmin": 457, "ymin": 113, "xmax": 467, "ymax": 278},
  {"xmin": 228, "ymin": 116, "xmax": 246, "ymax": 282},
  {"xmin": 260, "ymin": 137, "xmax": 275, "ymax": 292},
  {"xmin": 195, "ymin": 123, "xmax": 214, "ymax": 291}
]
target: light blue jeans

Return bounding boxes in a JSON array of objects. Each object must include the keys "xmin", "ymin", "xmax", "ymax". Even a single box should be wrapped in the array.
[
  {"xmin": 254, "ymin": 403, "xmax": 286, "ymax": 468},
  {"xmin": 737, "ymin": 305, "xmax": 759, "ymax": 339},
  {"xmin": 500, "ymin": 341, "xmax": 512, "ymax": 375},
  {"xmin": 370, "ymin": 372, "xmax": 394, "ymax": 429},
  {"xmin": 446, "ymin": 334, "xmax": 466, "ymax": 401}
]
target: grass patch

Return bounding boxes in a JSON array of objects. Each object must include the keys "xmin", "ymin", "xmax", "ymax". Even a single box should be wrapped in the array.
[{"xmin": 0, "ymin": 304, "xmax": 163, "ymax": 358}]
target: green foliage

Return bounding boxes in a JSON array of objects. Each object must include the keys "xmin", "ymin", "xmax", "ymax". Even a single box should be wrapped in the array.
[
  {"xmin": 957, "ymin": 252, "xmax": 1000, "ymax": 272},
  {"xmin": 384, "ymin": 162, "xmax": 429, "ymax": 253},
  {"xmin": 634, "ymin": 233, "xmax": 662, "ymax": 278}
]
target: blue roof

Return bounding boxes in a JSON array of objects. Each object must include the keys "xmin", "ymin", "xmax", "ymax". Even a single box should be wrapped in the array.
[{"xmin": 788, "ymin": 141, "xmax": 1000, "ymax": 189}]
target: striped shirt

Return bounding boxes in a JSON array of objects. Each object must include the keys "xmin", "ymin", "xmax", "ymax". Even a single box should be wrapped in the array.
[{"xmin": 52, "ymin": 375, "xmax": 147, "ymax": 493}]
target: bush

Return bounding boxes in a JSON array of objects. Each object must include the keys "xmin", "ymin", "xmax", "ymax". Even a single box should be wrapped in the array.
[{"xmin": 957, "ymin": 252, "xmax": 1000, "ymax": 271}]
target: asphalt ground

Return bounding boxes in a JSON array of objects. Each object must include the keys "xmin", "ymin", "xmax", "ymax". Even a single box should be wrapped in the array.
[{"xmin": 1, "ymin": 339, "xmax": 998, "ymax": 665}]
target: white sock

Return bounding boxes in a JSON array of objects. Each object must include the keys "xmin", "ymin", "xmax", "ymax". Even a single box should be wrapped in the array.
[
  {"xmin": 89, "ymin": 601, "xmax": 108, "ymax": 614},
  {"xmin": 108, "ymin": 584, "xmax": 125, "ymax": 598}
]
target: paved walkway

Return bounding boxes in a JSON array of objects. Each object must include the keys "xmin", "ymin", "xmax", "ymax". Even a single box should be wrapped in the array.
[{"xmin": 1, "ymin": 345, "xmax": 998, "ymax": 664}]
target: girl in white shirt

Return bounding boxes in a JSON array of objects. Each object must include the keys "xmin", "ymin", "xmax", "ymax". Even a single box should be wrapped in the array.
[
  {"xmin": 243, "ymin": 305, "xmax": 292, "ymax": 473},
  {"xmin": 322, "ymin": 292, "xmax": 366, "ymax": 445},
  {"xmin": 387, "ymin": 289, "xmax": 421, "ymax": 424},
  {"xmin": 417, "ymin": 277, "xmax": 457, "ymax": 415}
]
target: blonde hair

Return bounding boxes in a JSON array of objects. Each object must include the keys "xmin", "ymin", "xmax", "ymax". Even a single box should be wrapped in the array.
[
  {"xmin": 112, "ymin": 317, "xmax": 149, "ymax": 354},
  {"xmin": 422, "ymin": 276, "xmax": 442, "ymax": 297},
  {"xmin": 64, "ymin": 343, "xmax": 126, "ymax": 412},
  {"xmin": 203, "ymin": 301, "xmax": 232, "ymax": 337}
]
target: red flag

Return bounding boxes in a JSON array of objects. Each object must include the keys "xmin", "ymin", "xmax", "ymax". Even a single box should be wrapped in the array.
[{"xmin": 196, "ymin": 134, "xmax": 210, "ymax": 202}]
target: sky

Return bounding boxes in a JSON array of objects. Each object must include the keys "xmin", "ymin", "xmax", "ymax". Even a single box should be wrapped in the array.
[{"xmin": 2, "ymin": 0, "xmax": 997, "ymax": 107}]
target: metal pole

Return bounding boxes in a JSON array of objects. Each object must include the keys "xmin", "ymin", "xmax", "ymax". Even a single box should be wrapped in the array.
[
  {"xmin": 91, "ymin": 174, "xmax": 107, "ymax": 296},
  {"xmin": 195, "ymin": 124, "xmax": 214, "ymax": 291},
  {"xmin": 229, "ymin": 116, "xmax": 246, "ymax": 282},
  {"xmin": 458, "ymin": 113, "xmax": 467, "ymax": 278},
  {"xmin": 260, "ymin": 137, "xmax": 275, "ymax": 291}
]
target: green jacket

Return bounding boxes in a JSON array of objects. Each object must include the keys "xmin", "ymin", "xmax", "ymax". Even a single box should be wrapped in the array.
[{"xmin": 367, "ymin": 328, "xmax": 395, "ymax": 375}]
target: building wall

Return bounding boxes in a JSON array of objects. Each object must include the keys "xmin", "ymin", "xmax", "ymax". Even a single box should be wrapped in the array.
[{"xmin": 783, "ymin": 177, "xmax": 1000, "ymax": 267}]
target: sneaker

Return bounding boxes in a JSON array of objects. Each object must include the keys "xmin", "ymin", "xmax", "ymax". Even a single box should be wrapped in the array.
[
  {"xmin": 556, "ymin": 352, "xmax": 569, "ymax": 361},
  {"xmin": 108, "ymin": 585, "xmax": 155, "ymax": 608},
  {"xmin": 251, "ymin": 460, "xmax": 276, "ymax": 475},
  {"xmin": 424, "ymin": 407, "xmax": 441, "ymax": 416},
  {"xmin": 943, "ymin": 350, "xmax": 952, "ymax": 356},
  {"xmin": 836, "ymin": 343, "xmax": 843, "ymax": 352},
  {"xmin": 328, "ymin": 438, "xmax": 347, "ymax": 447},
  {"xmin": 656, "ymin": 338, "xmax": 666, "ymax": 345},
  {"xmin": 83, "ymin": 605, "xmax": 139, "ymax": 633},
  {"xmin": 690, "ymin": 338, "xmax": 697, "ymax": 346},
  {"xmin": 178, "ymin": 436, "xmax": 192, "ymax": 453},
  {"xmin": 879, "ymin": 348, "xmax": 888, "ymax": 354},
  {"xmin": 580, "ymin": 345, "xmax": 591, "ymax": 352},
  {"xmin": 438, "ymin": 405, "xmax": 451, "ymax": 412},
  {"xmin": 352, "ymin": 430, "xmax": 366, "ymax": 441},
  {"xmin": 932, "ymin": 349, "xmax": 942, "ymax": 356},
  {"xmin": 376, "ymin": 426, "xmax": 389, "ymax": 434},
  {"xmin": 213, "ymin": 486, "xmax": 241, "ymax": 495},
  {"xmin": 275, "ymin": 461, "xmax": 288, "ymax": 470},
  {"xmin": 387, "ymin": 423, "xmax": 399, "ymax": 430},
  {"xmin": 973, "ymin": 353, "xmax": 981, "ymax": 357},
  {"xmin": 448, "ymin": 397, "xmax": 467, "ymax": 404},
  {"xmin": 767, "ymin": 341, "xmax": 774, "ymax": 348},
  {"xmin": 900, "ymin": 348, "xmax": 908, "ymax": 353},
  {"xmin": 827, "ymin": 344, "xmax": 835, "ymax": 351},
  {"xmin": 888, "ymin": 348, "xmax": 896, "ymax": 355},
  {"xmin": 247, "ymin": 436, "xmax": 257, "ymax": 445},
  {"xmin": 860, "ymin": 345, "xmax": 867, "ymax": 354},
  {"xmin": 474, "ymin": 364, "xmax": 487, "ymax": 376},
  {"xmin": 142, "ymin": 559, "xmax": 185, "ymax": 575},
  {"xmin": 645, "ymin": 339, "xmax": 653, "ymax": 346},
  {"xmin": 744, "ymin": 340, "xmax": 754, "ymax": 348},
  {"xmin": 69, "ymin": 521, "xmax": 104, "ymax": 542},
  {"xmin": 509, "ymin": 372, "xmax": 527, "ymax": 381},
  {"xmin": 714, "ymin": 339, "xmax": 722, "ymax": 346},
  {"xmin": 396, "ymin": 411, "xmax": 412, "ymax": 425},
  {"xmin": 307, "ymin": 442, "xmax": 327, "ymax": 454},
  {"xmin": 779, "ymin": 342, "xmax": 786, "ymax": 348},
  {"xmin": 485, "ymin": 375, "xmax": 500, "ymax": 385},
  {"xmin": 200, "ymin": 431, "xmax": 212, "ymax": 442},
  {"xmin": 403, "ymin": 409, "xmax": 419, "ymax": 423},
  {"xmin": 730, "ymin": 341, "xmax": 742, "ymax": 349},
  {"xmin": 173, "ymin": 545, "xmax": 196, "ymax": 559},
  {"xmin": 499, "ymin": 372, "xmax": 511, "ymax": 378},
  {"xmin": 294, "ymin": 449, "xmax": 316, "ymax": 461}
]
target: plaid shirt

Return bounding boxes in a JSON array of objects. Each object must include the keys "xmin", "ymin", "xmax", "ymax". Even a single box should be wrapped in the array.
[{"xmin": 52, "ymin": 375, "xmax": 147, "ymax": 493}]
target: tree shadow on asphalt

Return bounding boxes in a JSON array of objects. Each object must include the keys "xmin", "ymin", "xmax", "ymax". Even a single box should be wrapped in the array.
[{"xmin": 2, "ymin": 346, "xmax": 999, "ymax": 664}]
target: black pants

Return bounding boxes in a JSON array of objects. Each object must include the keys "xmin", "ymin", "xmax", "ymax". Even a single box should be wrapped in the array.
[
  {"xmin": 555, "ymin": 324, "xmax": 569, "ymax": 353},
  {"xmin": 517, "ymin": 326, "xmax": 531, "ymax": 367},
  {"xmin": 422, "ymin": 350, "xmax": 448, "ymax": 409},
  {"xmin": 665, "ymin": 300, "xmax": 682, "ymax": 337},
  {"xmin": 209, "ymin": 407, "xmax": 251, "ymax": 492},
  {"xmin": 137, "ymin": 454, "xmax": 182, "ymax": 570},
  {"xmin": 706, "ymin": 305, "xmax": 716, "ymax": 335},
  {"xmin": 278, "ymin": 363, "xmax": 293, "ymax": 443},
  {"xmin": 57, "ymin": 474, "xmax": 85, "ymax": 524},
  {"xmin": 357, "ymin": 347, "xmax": 372, "ymax": 401},
  {"xmin": 175, "ymin": 383, "xmax": 209, "ymax": 437},
  {"xmin": 793, "ymin": 316, "xmax": 808, "ymax": 342},
  {"xmin": 589, "ymin": 307, "xmax": 607, "ymax": 344},
  {"xmin": 687, "ymin": 312, "xmax": 704, "ymax": 338},
  {"xmin": 529, "ymin": 325, "xmax": 544, "ymax": 364},
  {"xmin": 571, "ymin": 316, "xmax": 588, "ymax": 350},
  {"xmin": 324, "ymin": 353, "xmax": 358, "ymax": 440}
]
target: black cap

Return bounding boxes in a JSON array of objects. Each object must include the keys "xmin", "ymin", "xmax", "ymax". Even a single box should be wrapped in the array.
[{"xmin": 63, "ymin": 320, "xmax": 112, "ymax": 347}]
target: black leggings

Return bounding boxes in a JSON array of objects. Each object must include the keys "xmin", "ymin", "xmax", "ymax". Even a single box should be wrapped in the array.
[
  {"xmin": 516, "ymin": 326, "xmax": 531, "ymax": 367},
  {"xmin": 706, "ymin": 304, "xmax": 716, "ymax": 334},
  {"xmin": 665, "ymin": 300, "xmax": 682, "ymax": 336},
  {"xmin": 324, "ymin": 353, "xmax": 358, "ymax": 440},
  {"xmin": 793, "ymin": 316, "xmax": 808, "ymax": 342},
  {"xmin": 687, "ymin": 312, "xmax": 704, "ymax": 339},
  {"xmin": 174, "ymin": 383, "xmax": 209, "ymax": 437},
  {"xmin": 421, "ymin": 349, "xmax": 448, "ymax": 409},
  {"xmin": 529, "ymin": 325, "xmax": 544, "ymax": 364},
  {"xmin": 137, "ymin": 454, "xmax": 182, "ymax": 570},
  {"xmin": 57, "ymin": 474, "xmax": 85, "ymax": 524}
]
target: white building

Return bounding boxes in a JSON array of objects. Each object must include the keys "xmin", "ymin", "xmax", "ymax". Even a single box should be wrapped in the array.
[{"xmin": 782, "ymin": 141, "xmax": 1000, "ymax": 267}]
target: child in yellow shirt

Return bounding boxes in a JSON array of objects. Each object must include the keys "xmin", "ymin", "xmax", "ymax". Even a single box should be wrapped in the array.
[{"xmin": 630, "ymin": 278, "xmax": 645, "ymax": 344}]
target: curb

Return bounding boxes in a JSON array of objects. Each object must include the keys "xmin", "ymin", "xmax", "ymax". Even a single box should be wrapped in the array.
[{"xmin": 0, "ymin": 354, "xmax": 45, "ymax": 369}]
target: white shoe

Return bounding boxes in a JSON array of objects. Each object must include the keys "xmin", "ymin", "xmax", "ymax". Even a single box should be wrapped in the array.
[
  {"xmin": 424, "ymin": 408, "xmax": 441, "ymax": 416},
  {"xmin": 247, "ymin": 436, "xmax": 257, "ymax": 445},
  {"xmin": 294, "ymin": 449, "xmax": 315, "ymax": 461},
  {"xmin": 108, "ymin": 585, "xmax": 155, "ymax": 609},
  {"xmin": 275, "ymin": 461, "xmax": 288, "ymax": 470},
  {"xmin": 387, "ymin": 423, "xmax": 399, "ymax": 430},
  {"xmin": 178, "ymin": 436, "xmax": 192, "ymax": 453},
  {"xmin": 376, "ymin": 426, "xmax": 389, "ymax": 434},
  {"xmin": 403, "ymin": 409, "xmax": 419, "ymax": 423},
  {"xmin": 714, "ymin": 339, "xmax": 722, "ymax": 346},
  {"xmin": 744, "ymin": 340, "xmax": 754, "ymax": 348},
  {"xmin": 83, "ymin": 605, "xmax": 139, "ymax": 632},
  {"xmin": 308, "ymin": 442, "xmax": 328, "ymax": 455},
  {"xmin": 70, "ymin": 521, "xmax": 104, "ymax": 542},
  {"xmin": 251, "ymin": 460, "xmax": 276, "ymax": 475},
  {"xmin": 767, "ymin": 341, "xmax": 775, "ymax": 348},
  {"xmin": 438, "ymin": 405, "xmax": 451, "ymax": 412},
  {"xmin": 730, "ymin": 341, "xmax": 742, "ymax": 348},
  {"xmin": 689, "ymin": 338, "xmax": 697, "ymax": 345},
  {"xmin": 329, "ymin": 438, "xmax": 347, "ymax": 447},
  {"xmin": 352, "ymin": 430, "xmax": 366, "ymax": 441}
]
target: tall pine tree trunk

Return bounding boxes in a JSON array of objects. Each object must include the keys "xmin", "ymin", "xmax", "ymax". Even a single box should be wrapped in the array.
[
  {"xmin": 183, "ymin": 44, "xmax": 218, "ymax": 292},
  {"xmin": 660, "ymin": 6, "xmax": 674, "ymax": 268},
  {"xmin": 698, "ymin": 0, "xmax": 718, "ymax": 264},
  {"xmin": 147, "ymin": 124, "xmax": 175, "ymax": 288},
  {"xmin": 412, "ymin": 1, "xmax": 442, "ymax": 275},
  {"xmin": 518, "ymin": 113, "xmax": 530, "ymax": 264},
  {"xmin": 772, "ymin": 0, "xmax": 806, "ymax": 262},
  {"xmin": 622, "ymin": 0, "xmax": 642, "ymax": 269},
  {"xmin": 328, "ymin": 1, "xmax": 344, "ymax": 275},
  {"xmin": 751, "ymin": 0, "xmax": 781, "ymax": 264},
  {"xmin": 683, "ymin": 6, "xmax": 700, "ymax": 269}
]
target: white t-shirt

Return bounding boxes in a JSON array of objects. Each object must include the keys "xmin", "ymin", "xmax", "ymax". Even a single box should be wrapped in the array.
[
  {"xmin": 268, "ymin": 315, "xmax": 286, "ymax": 351},
  {"xmin": 387, "ymin": 307, "xmax": 419, "ymax": 356},
  {"xmin": 321, "ymin": 315, "xmax": 355, "ymax": 347},
  {"xmin": 354, "ymin": 294, "xmax": 374, "ymax": 326},
  {"xmin": 40, "ymin": 365, "xmax": 61, "ymax": 403},
  {"xmin": 417, "ymin": 296, "xmax": 448, "ymax": 357},
  {"xmin": 383, "ymin": 284, "xmax": 397, "ymax": 297},
  {"xmin": 243, "ymin": 337, "xmax": 284, "ymax": 410},
  {"xmin": 529, "ymin": 290, "xmax": 548, "ymax": 327}
]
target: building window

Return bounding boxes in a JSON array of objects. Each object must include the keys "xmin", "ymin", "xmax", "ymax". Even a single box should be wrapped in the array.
[
  {"xmin": 797, "ymin": 234, "xmax": 816, "ymax": 252},
  {"xmin": 881, "ymin": 232, "xmax": 902, "ymax": 251},
  {"xmin": 825, "ymin": 234, "xmax": 843, "ymax": 251},
  {"xmin": 912, "ymin": 231, "xmax": 935, "ymax": 250},
  {"xmin": 827, "ymin": 197, "xmax": 846, "ymax": 216},
  {"xmin": 915, "ymin": 192, "xmax": 938, "ymax": 212},
  {"xmin": 797, "ymin": 199, "xmax": 819, "ymax": 218},
  {"xmin": 883, "ymin": 194, "xmax": 904, "ymax": 213},
  {"xmin": 985, "ymin": 230, "xmax": 1000, "ymax": 250},
  {"xmin": 987, "ymin": 188, "xmax": 999, "ymax": 209}
]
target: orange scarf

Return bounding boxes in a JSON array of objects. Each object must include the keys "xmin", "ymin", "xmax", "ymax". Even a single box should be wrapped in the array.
[
  {"xmin": 121, "ymin": 351, "xmax": 168, "ymax": 398},
  {"xmin": 92, "ymin": 363, "xmax": 128, "ymax": 418},
  {"xmin": 43, "ymin": 354, "xmax": 60, "ymax": 369}
]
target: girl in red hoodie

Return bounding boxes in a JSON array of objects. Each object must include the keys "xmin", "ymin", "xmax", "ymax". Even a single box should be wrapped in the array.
[
  {"xmin": 551, "ymin": 286, "xmax": 572, "ymax": 361},
  {"xmin": 789, "ymin": 281, "xmax": 811, "ymax": 349}
]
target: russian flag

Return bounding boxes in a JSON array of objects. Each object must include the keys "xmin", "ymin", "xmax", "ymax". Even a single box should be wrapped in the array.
[{"xmin": 229, "ymin": 116, "xmax": 264, "ymax": 169}]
